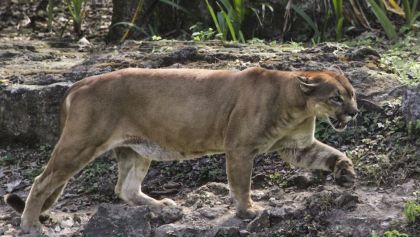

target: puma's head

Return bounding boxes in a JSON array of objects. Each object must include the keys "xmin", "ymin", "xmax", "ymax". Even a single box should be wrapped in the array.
[{"xmin": 298, "ymin": 71, "xmax": 358, "ymax": 132}]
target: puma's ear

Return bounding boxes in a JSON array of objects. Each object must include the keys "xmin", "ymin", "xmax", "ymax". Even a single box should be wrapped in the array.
[{"xmin": 297, "ymin": 76, "xmax": 317, "ymax": 94}]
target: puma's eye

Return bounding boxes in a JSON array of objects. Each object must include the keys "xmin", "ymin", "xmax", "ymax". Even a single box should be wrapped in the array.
[{"xmin": 330, "ymin": 96, "xmax": 343, "ymax": 103}]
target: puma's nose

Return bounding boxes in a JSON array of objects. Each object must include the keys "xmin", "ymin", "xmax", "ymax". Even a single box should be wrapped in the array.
[{"xmin": 348, "ymin": 109, "xmax": 358, "ymax": 118}]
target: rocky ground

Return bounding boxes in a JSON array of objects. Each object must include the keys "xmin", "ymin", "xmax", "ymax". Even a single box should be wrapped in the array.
[{"xmin": 0, "ymin": 33, "xmax": 419, "ymax": 237}]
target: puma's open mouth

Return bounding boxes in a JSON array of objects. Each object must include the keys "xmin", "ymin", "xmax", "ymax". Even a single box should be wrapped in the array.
[{"xmin": 327, "ymin": 116, "xmax": 347, "ymax": 132}]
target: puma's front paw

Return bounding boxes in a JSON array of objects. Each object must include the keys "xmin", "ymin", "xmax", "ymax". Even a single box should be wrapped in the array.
[
  {"xmin": 159, "ymin": 198, "xmax": 177, "ymax": 207},
  {"xmin": 21, "ymin": 219, "xmax": 42, "ymax": 234},
  {"xmin": 334, "ymin": 158, "xmax": 356, "ymax": 187},
  {"xmin": 236, "ymin": 204, "xmax": 263, "ymax": 219}
]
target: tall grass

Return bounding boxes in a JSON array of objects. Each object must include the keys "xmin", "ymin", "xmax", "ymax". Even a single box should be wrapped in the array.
[
  {"xmin": 402, "ymin": 0, "xmax": 420, "ymax": 28},
  {"xmin": 291, "ymin": 4, "xmax": 322, "ymax": 44},
  {"xmin": 205, "ymin": 0, "xmax": 245, "ymax": 42},
  {"xmin": 66, "ymin": 0, "xmax": 87, "ymax": 37},
  {"xmin": 367, "ymin": 0, "xmax": 397, "ymax": 39},
  {"xmin": 332, "ymin": 0, "xmax": 344, "ymax": 40},
  {"xmin": 47, "ymin": 0, "xmax": 54, "ymax": 31}
]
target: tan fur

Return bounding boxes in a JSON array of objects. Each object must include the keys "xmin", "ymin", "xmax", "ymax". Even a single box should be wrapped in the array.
[{"xmin": 7, "ymin": 67, "xmax": 358, "ymax": 233}]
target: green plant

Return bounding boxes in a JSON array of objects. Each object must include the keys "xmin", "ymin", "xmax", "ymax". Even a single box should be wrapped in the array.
[
  {"xmin": 151, "ymin": 35, "xmax": 162, "ymax": 41},
  {"xmin": 190, "ymin": 26, "xmax": 216, "ymax": 41},
  {"xmin": 402, "ymin": 0, "xmax": 420, "ymax": 28},
  {"xmin": 383, "ymin": 230, "xmax": 408, "ymax": 237},
  {"xmin": 332, "ymin": 0, "xmax": 344, "ymax": 40},
  {"xmin": 47, "ymin": 0, "xmax": 54, "ymax": 31},
  {"xmin": 205, "ymin": 0, "xmax": 245, "ymax": 42},
  {"xmin": 367, "ymin": 0, "xmax": 398, "ymax": 39},
  {"xmin": 66, "ymin": 0, "xmax": 87, "ymax": 37},
  {"xmin": 291, "ymin": 4, "xmax": 330, "ymax": 44},
  {"xmin": 403, "ymin": 200, "xmax": 420, "ymax": 224},
  {"xmin": 371, "ymin": 230, "xmax": 379, "ymax": 237},
  {"xmin": 0, "ymin": 153, "xmax": 16, "ymax": 166}
]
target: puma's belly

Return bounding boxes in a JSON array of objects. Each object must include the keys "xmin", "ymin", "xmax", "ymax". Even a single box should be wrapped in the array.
[{"xmin": 119, "ymin": 138, "xmax": 217, "ymax": 161}]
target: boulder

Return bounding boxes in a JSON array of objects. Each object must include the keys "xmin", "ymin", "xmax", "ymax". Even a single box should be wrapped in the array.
[
  {"xmin": 83, "ymin": 204, "xmax": 152, "ymax": 237},
  {"xmin": 0, "ymin": 82, "xmax": 71, "ymax": 146},
  {"xmin": 402, "ymin": 84, "xmax": 420, "ymax": 126}
]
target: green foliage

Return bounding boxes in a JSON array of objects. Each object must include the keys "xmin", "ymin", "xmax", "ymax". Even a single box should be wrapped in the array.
[
  {"xmin": 84, "ymin": 159, "xmax": 109, "ymax": 178},
  {"xmin": 332, "ymin": 0, "xmax": 344, "ymax": 40},
  {"xmin": 66, "ymin": 0, "xmax": 87, "ymax": 36},
  {"xmin": 0, "ymin": 153, "xmax": 16, "ymax": 166},
  {"xmin": 205, "ymin": 0, "xmax": 245, "ymax": 42},
  {"xmin": 190, "ymin": 25, "xmax": 216, "ymax": 41},
  {"xmin": 379, "ymin": 34, "xmax": 420, "ymax": 85},
  {"xmin": 47, "ymin": 0, "xmax": 54, "ymax": 31},
  {"xmin": 403, "ymin": 200, "xmax": 420, "ymax": 224},
  {"xmin": 383, "ymin": 230, "xmax": 408, "ymax": 237},
  {"xmin": 291, "ymin": 4, "xmax": 320, "ymax": 43},
  {"xmin": 24, "ymin": 167, "xmax": 43, "ymax": 180},
  {"xmin": 366, "ymin": 0, "xmax": 397, "ymax": 39},
  {"xmin": 268, "ymin": 172, "xmax": 283, "ymax": 185},
  {"xmin": 290, "ymin": 4, "xmax": 330, "ymax": 44},
  {"xmin": 402, "ymin": 0, "xmax": 420, "ymax": 28},
  {"xmin": 371, "ymin": 230, "xmax": 379, "ymax": 237},
  {"xmin": 151, "ymin": 35, "xmax": 162, "ymax": 41}
]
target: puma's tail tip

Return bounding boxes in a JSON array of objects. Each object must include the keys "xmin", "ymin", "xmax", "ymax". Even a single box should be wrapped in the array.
[{"xmin": 4, "ymin": 193, "xmax": 25, "ymax": 213}]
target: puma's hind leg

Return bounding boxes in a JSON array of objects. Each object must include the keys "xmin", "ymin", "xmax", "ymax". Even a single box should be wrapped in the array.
[
  {"xmin": 114, "ymin": 147, "xmax": 176, "ymax": 210},
  {"xmin": 20, "ymin": 141, "xmax": 102, "ymax": 233}
]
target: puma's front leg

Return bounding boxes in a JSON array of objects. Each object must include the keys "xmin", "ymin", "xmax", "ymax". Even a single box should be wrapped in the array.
[
  {"xmin": 225, "ymin": 149, "xmax": 261, "ymax": 219},
  {"xmin": 281, "ymin": 140, "xmax": 356, "ymax": 187}
]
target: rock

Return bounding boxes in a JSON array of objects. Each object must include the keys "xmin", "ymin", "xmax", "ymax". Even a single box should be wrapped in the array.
[
  {"xmin": 0, "ymin": 82, "xmax": 71, "ymax": 146},
  {"xmin": 199, "ymin": 182, "xmax": 230, "ymax": 196},
  {"xmin": 402, "ymin": 84, "xmax": 420, "ymax": 126},
  {"xmin": 83, "ymin": 204, "xmax": 152, "ymax": 237},
  {"xmin": 334, "ymin": 192, "xmax": 359, "ymax": 210},
  {"xmin": 214, "ymin": 226, "xmax": 240, "ymax": 237},
  {"xmin": 286, "ymin": 174, "xmax": 312, "ymax": 189},
  {"xmin": 247, "ymin": 210, "xmax": 270, "ymax": 233},
  {"xmin": 60, "ymin": 217, "xmax": 74, "ymax": 228},
  {"xmin": 197, "ymin": 207, "xmax": 228, "ymax": 219},
  {"xmin": 160, "ymin": 205, "xmax": 184, "ymax": 223},
  {"xmin": 345, "ymin": 47, "xmax": 380, "ymax": 61},
  {"xmin": 154, "ymin": 223, "xmax": 207, "ymax": 237}
]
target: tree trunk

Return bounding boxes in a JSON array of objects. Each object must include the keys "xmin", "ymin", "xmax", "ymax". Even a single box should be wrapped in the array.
[
  {"xmin": 107, "ymin": 0, "xmax": 157, "ymax": 42},
  {"xmin": 107, "ymin": 0, "xmax": 208, "ymax": 43}
]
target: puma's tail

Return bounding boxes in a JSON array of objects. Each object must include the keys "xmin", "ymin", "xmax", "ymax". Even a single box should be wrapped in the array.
[{"xmin": 4, "ymin": 193, "xmax": 25, "ymax": 213}]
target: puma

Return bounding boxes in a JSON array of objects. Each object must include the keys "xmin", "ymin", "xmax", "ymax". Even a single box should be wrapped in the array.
[{"xmin": 4, "ymin": 67, "xmax": 358, "ymax": 233}]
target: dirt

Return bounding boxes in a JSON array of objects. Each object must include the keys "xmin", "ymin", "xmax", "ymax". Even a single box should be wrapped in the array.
[{"xmin": 0, "ymin": 36, "xmax": 419, "ymax": 236}]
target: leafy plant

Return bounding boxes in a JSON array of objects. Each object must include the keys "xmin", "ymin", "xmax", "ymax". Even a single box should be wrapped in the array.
[
  {"xmin": 402, "ymin": 0, "xmax": 420, "ymax": 28},
  {"xmin": 205, "ymin": 0, "xmax": 245, "ymax": 42},
  {"xmin": 0, "ymin": 153, "xmax": 16, "ymax": 166},
  {"xmin": 383, "ymin": 230, "xmax": 408, "ymax": 237},
  {"xmin": 367, "ymin": 0, "xmax": 398, "ymax": 39},
  {"xmin": 47, "ymin": 0, "xmax": 54, "ymax": 31},
  {"xmin": 291, "ymin": 4, "xmax": 330, "ymax": 44},
  {"xmin": 66, "ymin": 0, "xmax": 87, "ymax": 37},
  {"xmin": 403, "ymin": 200, "xmax": 420, "ymax": 224},
  {"xmin": 332, "ymin": 0, "xmax": 344, "ymax": 40},
  {"xmin": 190, "ymin": 26, "xmax": 216, "ymax": 41}
]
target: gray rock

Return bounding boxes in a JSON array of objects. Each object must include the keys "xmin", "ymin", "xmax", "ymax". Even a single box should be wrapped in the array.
[
  {"xmin": 247, "ymin": 210, "xmax": 270, "ymax": 233},
  {"xmin": 197, "ymin": 207, "xmax": 228, "ymax": 219},
  {"xmin": 154, "ymin": 223, "xmax": 208, "ymax": 237},
  {"xmin": 83, "ymin": 204, "xmax": 152, "ymax": 237},
  {"xmin": 334, "ymin": 192, "xmax": 359, "ymax": 211},
  {"xmin": 215, "ymin": 226, "xmax": 240, "ymax": 237},
  {"xmin": 0, "ymin": 82, "xmax": 71, "ymax": 146},
  {"xmin": 402, "ymin": 84, "xmax": 420, "ymax": 125}
]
